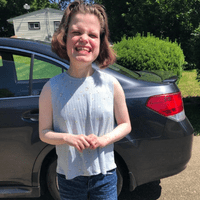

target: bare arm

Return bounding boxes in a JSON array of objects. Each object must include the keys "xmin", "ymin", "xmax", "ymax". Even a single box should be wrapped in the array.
[
  {"xmin": 88, "ymin": 79, "xmax": 132, "ymax": 149},
  {"xmin": 39, "ymin": 81, "xmax": 90, "ymax": 152}
]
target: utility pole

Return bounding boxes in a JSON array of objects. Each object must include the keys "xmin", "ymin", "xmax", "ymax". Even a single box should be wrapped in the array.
[{"xmin": 46, "ymin": 8, "xmax": 51, "ymax": 41}]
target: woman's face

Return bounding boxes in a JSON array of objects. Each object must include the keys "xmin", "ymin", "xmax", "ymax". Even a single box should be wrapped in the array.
[{"xmin": 66, "ymin": 13, "xmax": 101, "ymax": 67}]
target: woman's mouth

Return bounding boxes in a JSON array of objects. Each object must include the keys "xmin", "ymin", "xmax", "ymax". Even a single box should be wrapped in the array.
[{"xmin": 75, "ymin": 47, "xmax": 91, "ymax": 53}]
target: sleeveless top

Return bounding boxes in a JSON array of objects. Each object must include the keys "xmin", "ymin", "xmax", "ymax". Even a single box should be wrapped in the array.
[{"xmin": 50, "ymin": 68, "xmax": 117, "ymax": 179}]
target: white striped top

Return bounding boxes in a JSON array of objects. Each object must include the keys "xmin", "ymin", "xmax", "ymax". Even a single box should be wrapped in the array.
[{"xmin": 50, "ymin": 68, "xmax": 116, "ymax": 179}]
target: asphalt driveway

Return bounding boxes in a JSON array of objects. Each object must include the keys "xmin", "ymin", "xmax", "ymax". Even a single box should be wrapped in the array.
[
  {"xmin": 2, "ymin": 136, "xmax": 199, "ymax": 200},
  {"xmin": 157, "ymin": 135, "xmax": 200, "ymax": 200}
]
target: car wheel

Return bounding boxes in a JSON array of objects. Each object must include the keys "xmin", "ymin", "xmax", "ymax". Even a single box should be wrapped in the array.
[
  {"xmin": 133, "ymin": 180, "xmax": 161, "ymax": 199},
  {"xmin": 116, "ymin": 158, "xmax": 124, "ymax": 196},
  {"xmin": 46, "ymin": 157, "xmax": 60, "ymax": 200},
  {"xmin": 46, "ymin": 157, "xmax": 124, "ymax": 199}
]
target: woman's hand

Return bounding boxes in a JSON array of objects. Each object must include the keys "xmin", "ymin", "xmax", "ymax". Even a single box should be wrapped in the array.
[
  {"xmin": 64, "ymin": 134, "xmax": 91, "ymax": 153},
  {"xmin": 86, "ymin": 134, "xmax": 107, "ymax": 150}
]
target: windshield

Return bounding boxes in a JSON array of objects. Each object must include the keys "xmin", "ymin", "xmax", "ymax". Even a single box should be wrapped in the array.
[
  {"xmin": 109, "ymin": 63, "xmax": 140, "ymax": 79},
  {"xmin": 109, "ymin": 63, "xmax": 176, "ymax": 83}
]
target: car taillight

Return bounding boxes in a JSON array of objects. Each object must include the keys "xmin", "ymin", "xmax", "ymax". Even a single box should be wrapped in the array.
[{"xmin": 146, "ymin": 92, "xmax": 185, "ymax": 121}]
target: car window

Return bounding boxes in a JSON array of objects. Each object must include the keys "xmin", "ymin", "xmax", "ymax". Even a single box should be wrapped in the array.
[
  {"xmin": 0, "ymin": 52, "xmax": 15, "ymax": 98},
  {"xmin": 0, "ymin": 50, "xmax": 65, "ymax": 98},
  {"xmin": 33, "ymin": 57, "xmax": 62, "ymax": 80},
  {"xmin": 14, "ymin": 54, "xmax": 31, "ymax": 81},
  {"xmin": 13, "ymin": 54, "xmax": 63, "ymax": 81},
  {"xmin": 31, "ymin": 56, "xmax": 65, "ymax": 95},
  {"xmin": 0, "ymin": 51, "xmax": 31, "ymax": 97},
  {"xmin": 109, "ymin": 63, "xmax": 140, "ymax": 79},
  {"xmin": 0, "ymin": 53, "xmax": 2, "ymax": 67}
]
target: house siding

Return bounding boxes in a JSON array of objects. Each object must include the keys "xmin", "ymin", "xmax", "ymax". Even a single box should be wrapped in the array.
[{"xmin": 9, "ymin": 8, "xmax": 63, "ymax": 41}]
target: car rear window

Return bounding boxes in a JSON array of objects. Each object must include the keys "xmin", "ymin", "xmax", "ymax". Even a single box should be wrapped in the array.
[{"xmin": 109, "ymin": 63, "xmax": 176, "ymax": 83}]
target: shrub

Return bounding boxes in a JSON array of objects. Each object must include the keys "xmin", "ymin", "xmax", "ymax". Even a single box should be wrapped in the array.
[{"xmin": 113, "ymin": 33, "xmax": 185, "ymax": 83}]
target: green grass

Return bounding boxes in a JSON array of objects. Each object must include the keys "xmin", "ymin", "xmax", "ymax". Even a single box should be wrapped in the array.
[
  {"xmin": 32, "ymin": 59, "xmax": 62, "ymax": 79},
  {"xmin": 178, "ymin": 69, "xmax": 200, "ymax": 98},
  {"xmin": 178, "ymin": 69, "xmax": 200, "ymax": 135},
  {"xmin": 0, "ymin": 56, "xmax": 2, "ymax": 67},
  {"xmin": 14, "ymin": 55, "xmax": 31, "ymax": 80},
  {"xmin": 14, "ymin": 55, "xmax": 62, "ymax": 80}
]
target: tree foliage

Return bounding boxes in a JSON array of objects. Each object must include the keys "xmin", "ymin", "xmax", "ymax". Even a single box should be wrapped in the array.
[
  {"xmin": 48, "ymin": 0, "xmax": 94, "ymax": 10},
  {"xmin": 95, "ymin": 0, "xmax": 129, "ymax": 42},
  {"xmin": 30, "ymin": 0, "xmax": 59, "ymax": 11},
  {"xmin": 95, "ymin": 0, "xmax": 200, "ymax": 65}
]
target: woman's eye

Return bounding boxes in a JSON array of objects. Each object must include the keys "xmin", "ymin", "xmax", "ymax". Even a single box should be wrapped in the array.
[
  {"xmin": 73, "ymin": 31, "xmax": 80, "ymax": 35},
  {"xmin": 90, "ymin": 34, "xmax": 98, "ymax": 38}
]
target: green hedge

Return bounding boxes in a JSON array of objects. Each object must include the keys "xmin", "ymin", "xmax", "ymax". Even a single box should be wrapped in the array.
[{"xmin": 113, "ymin": 33, "xmax": 185, "ymax": 83}]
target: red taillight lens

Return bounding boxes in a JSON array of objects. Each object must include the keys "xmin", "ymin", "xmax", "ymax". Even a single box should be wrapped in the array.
[{"xmin": 146, "ymin": 92, "xmax": 183, "ymax": 117}]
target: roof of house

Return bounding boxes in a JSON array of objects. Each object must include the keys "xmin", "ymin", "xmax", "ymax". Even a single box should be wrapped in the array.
[{"xmin": 7, "ymin": 8, "xmax": 64, "ymax": 23}]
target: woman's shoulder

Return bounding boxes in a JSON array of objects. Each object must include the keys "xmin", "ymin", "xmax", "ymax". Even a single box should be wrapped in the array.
[
  {"xmin": 96, "ymin": 69, "xmax": 116, "ymax": 82},
  {"xmin": 48, "ymin": 72, "xmax": 67, "ymax": 88},
  {"xmin": 50, "ymin": 72, "xmax": 66, "ymax": 82}
]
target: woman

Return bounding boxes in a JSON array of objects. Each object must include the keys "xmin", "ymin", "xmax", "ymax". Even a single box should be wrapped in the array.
[{"xmin": 39, "ymin": 1, "xmax": 131, "ymax": 199}]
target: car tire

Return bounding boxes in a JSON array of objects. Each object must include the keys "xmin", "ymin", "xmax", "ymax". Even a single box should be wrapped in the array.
[
  {"xmin": 116, "ymin": 160, "xmax": 123, "ymax": 196},
  {"xmin": 46, "ymin": 157, "xmax": 124, "ymax": 199},
  {"xmin": 46, "ymin": 157, "xmax": 60, "ymax": 200}
]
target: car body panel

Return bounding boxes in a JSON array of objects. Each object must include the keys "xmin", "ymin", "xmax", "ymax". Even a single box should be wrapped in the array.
[
  {"xmin": 115, "ymin": 134, "xmax": 193, "ymax": 190},
  {"xmin": 0, "ymin": 96, "xmax": 48, "ymax": 185}
]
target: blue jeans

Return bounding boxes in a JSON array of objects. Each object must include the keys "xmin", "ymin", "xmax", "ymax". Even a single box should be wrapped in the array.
[{"xmin": 57, "ymin": 169, "xmax": 117, "ymax": 200}]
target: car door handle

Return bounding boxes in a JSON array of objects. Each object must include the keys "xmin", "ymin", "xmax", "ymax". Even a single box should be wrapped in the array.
[{"xmin": 22, "ymin": 110, "xmax": 39, "ymax": 122}]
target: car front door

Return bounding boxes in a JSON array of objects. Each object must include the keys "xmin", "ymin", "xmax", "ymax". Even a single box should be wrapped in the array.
[{"xmin": 0, "ymin": 49, "xmax": 64, "ymax": 187}]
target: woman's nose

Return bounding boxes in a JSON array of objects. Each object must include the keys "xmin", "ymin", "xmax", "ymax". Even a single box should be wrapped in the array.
[{"xmin": 79, "ymin": 34, "xmax": 88, "ymax": 43}]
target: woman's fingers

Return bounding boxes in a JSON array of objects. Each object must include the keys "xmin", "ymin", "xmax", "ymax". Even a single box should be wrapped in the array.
[
  {"xmin": 73, "ymin": 135, "xmax": 91, "ymax": 152},
  {"xmin": 64, "ymin": 134, "xmax": 105, "ymax": 152},
  {"xmin": 86, "ymin": 134, "xmax": 103, "ymax": 149}
]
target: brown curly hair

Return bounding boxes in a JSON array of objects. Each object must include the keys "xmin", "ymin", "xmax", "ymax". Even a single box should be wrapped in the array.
[{"xmin": 51, "ymin": 0, "xmax": 116, "ymax": 68}]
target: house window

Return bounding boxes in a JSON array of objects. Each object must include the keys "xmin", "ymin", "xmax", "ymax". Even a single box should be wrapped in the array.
[
  {"xmin": 54, "ymin": 21, "xmax": 60, "ymax": 32},
  {"xmin": 28, "ymin": 22, "xmax": 40, "ymax": 30}
]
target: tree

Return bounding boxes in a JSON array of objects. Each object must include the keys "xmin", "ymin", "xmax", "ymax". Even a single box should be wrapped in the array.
[
  {"xmin": 0, "ymin": 0, "xmax": 32, "ymax": 36},
  {"xmin": 95, "ymin": 0, "xmax": 129, "ymax": 42},
  {"xmin": 30, "ymin": 0, "xmax": 59, "ymax": 11},
  {"xmin": 95, "ymin": 0, "xmax": 200, "ymax": 65},
  {"xmin": 48, "ymin": 0, "xmax": 95, "ymax": 10}
]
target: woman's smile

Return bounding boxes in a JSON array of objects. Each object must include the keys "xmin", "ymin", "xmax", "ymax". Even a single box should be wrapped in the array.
[{"xmin": 75, "ymin": 46, "xmax": 92, "ymax": 53}]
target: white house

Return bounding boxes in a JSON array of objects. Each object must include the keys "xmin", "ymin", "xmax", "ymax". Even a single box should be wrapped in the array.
[{"xmin": 7, "ymin": 8, "xmax": 64, "ymax": 41}]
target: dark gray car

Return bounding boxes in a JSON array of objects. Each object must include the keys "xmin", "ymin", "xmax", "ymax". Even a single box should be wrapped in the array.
[{"xmin": 0, "ymin": 38, "xmax": 193, "ymax": 199}]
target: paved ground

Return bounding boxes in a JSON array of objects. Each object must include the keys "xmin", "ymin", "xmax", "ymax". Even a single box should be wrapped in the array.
[
  {"xmin": 2, "ymin": 136, "xmax": 199, "ymax": 200},
  {"xmin": 157, "ymin": 136, "xmax": 200, "ymax": 200}
]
